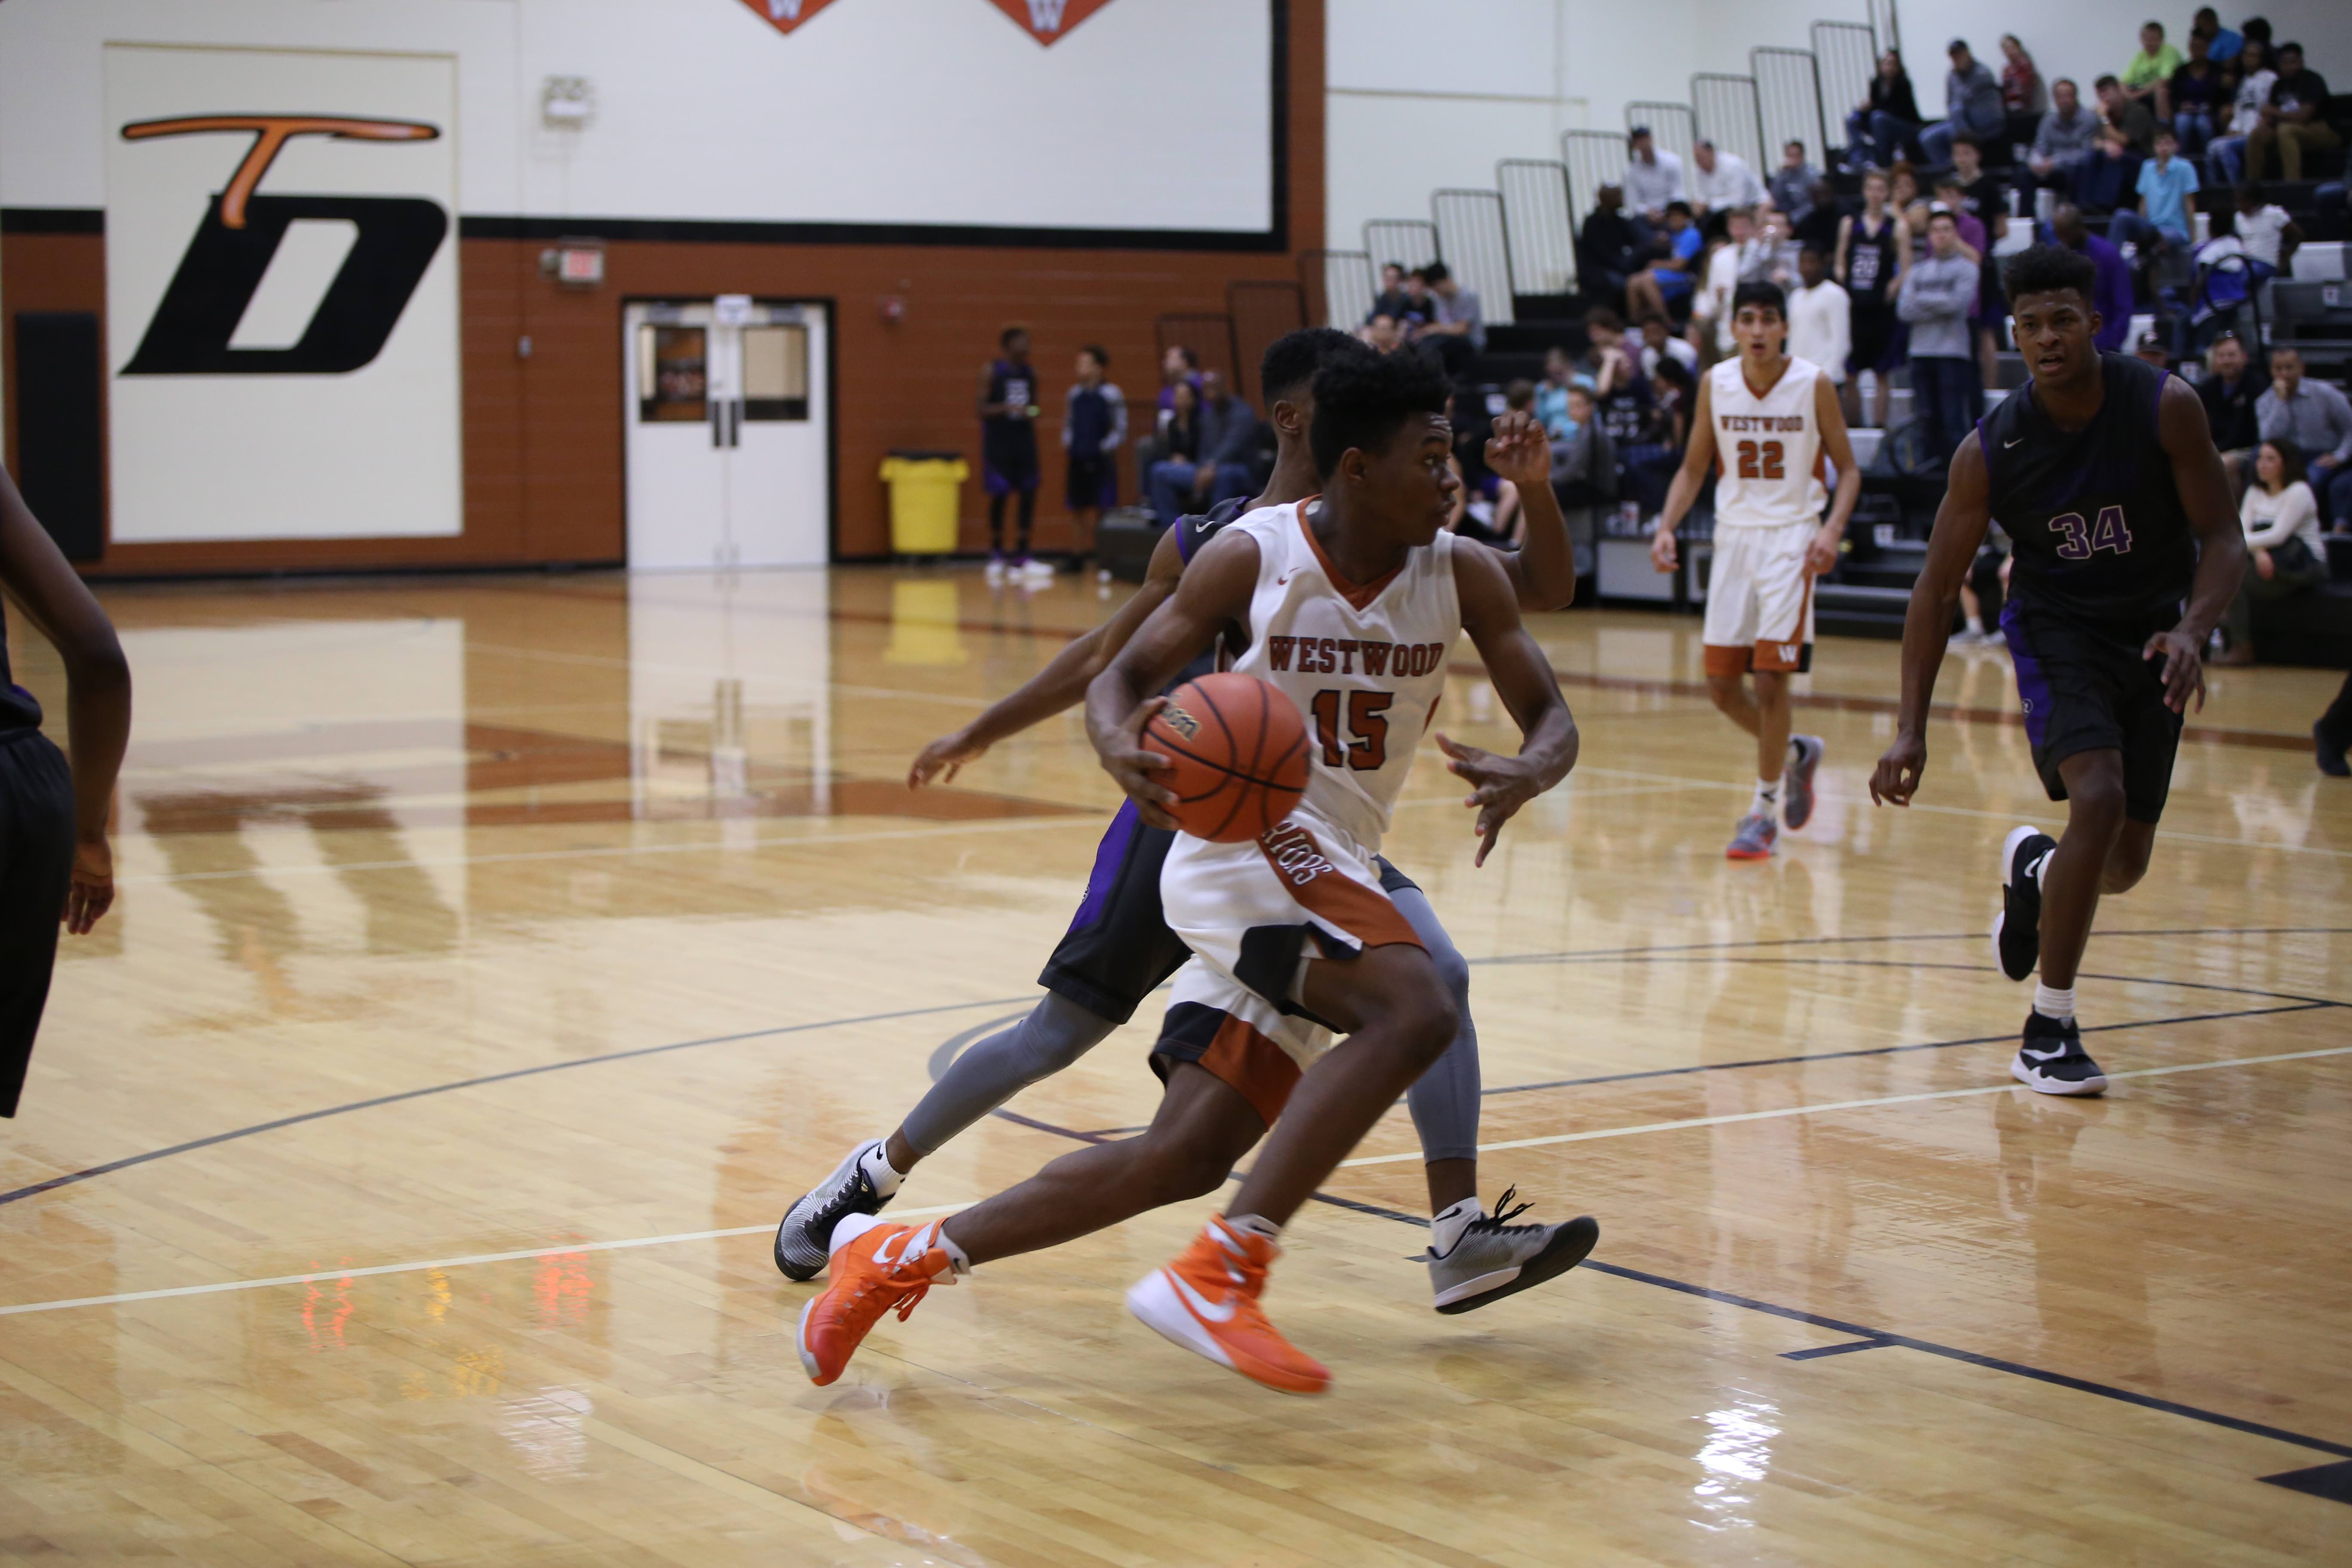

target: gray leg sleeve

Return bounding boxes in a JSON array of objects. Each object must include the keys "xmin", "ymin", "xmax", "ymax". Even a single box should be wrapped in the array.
[
  {"xmin": 897, "ymin": 992, "xmax": 1118, "ymax": 1156},
  {"xmin": 1391, "ymin": 882, "xmax": 1482, "ymax": 1164}
]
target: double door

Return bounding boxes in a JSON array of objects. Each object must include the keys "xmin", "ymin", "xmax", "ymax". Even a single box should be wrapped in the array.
[{"xmin": 624, "ymin": 297, "xmax": 830, "ymax": 569}]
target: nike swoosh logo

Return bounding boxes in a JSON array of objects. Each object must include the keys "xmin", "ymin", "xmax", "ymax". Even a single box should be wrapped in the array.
[
  {"xmin": 2004, "ymin": 438, "xmax": 2024, "ymax": 448},
  {"xmin": 2021, "ymin": 1045, "xmax": 2068, "ymax": 1062},
  {"xmin": 1167, "ymin": 1268, "xmax": 1238, "ymax": 1324},
  {"xmin": 869, "ymin": 1230, "xmax": 906, "ymax": 1268},
  {"xmin": 1276, "ymin": 573, "xmax": 1295, "ymax": 586}
]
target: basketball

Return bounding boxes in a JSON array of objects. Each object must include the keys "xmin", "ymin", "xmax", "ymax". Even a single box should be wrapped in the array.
[{"xmin": 1143, "ymin": 671, "xmax": 1310, "ymax": 843}]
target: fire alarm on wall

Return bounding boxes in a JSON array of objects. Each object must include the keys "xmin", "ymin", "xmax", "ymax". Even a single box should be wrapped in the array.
[
  {"xmin": 539, "ymin": 238, "xmax": 606, "ymax": 288},
  {"xmin": 879, "ymin": 295, "xmax": 905, "ymax": 322}
]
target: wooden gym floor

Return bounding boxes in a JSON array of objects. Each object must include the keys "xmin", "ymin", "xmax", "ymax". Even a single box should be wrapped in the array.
[{"xmin": 2, "ymin": 566, "xmax": 2348, "ymax": 1566}]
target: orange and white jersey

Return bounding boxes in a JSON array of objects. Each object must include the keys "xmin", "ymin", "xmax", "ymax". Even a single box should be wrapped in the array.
[
  {"xmin": 1222, "ymin": 500, "xmax": 1461, "ymax": 851},
  {"xmin": 1709, "ymin": 355, "xmax": 1827, "ymax": 528}
]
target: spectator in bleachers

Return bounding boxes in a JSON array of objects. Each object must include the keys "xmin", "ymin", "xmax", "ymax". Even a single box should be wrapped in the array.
[
  {"xmin": 1583, "ymin": 308, "xmax": 1644, "ymax": 405},
  {"xmin": 2245, "ymin": 43, "xmax": 2340, "ymax": 182},
  {"xmin": 1156, "ymin": 345, "xmax": 1201, "ymax": 418},
  {"xmin": 1535, "ymin": 346, "xmax": 1577, "ymax": 437},
  {"xmin": 1547, "ymin": 385, "xmax": 1614, "ymax": 568},
  {"xmin": 1623, "ymin": 357, "xmax": 1691, "ymax": 516},
  {"xmin": 1146, "ymin": 372, "xmax": 1253, "ymax": 524},
  {"xmin": 1691, "ymin": 140, "xmax": 1765, "ymax": 219},
  {"xmin": 1691, "ymin": 206, "xmax": 1766, "ymax": 358},
  {"xmin": 1398, "ymin": 269, "xmax": 1439, "ymax": 332},
  {"xmin": 2110, "ymin": 125, "xmax": 2199, "ymax": 263},
  {"xmin": 2191, "ymin": 8, "xmax": 2242, "ymax": 67},
  {"xmin": 1412, "ymin": 262, "xmax": 1485, "ymax": 376},
  {"xmin": 1928, "ymin": 173, "xmax": 1988, "ymax": 261},
  {"xmin": 2120, "ymin": 21, "xmax": 2183, "ymax": 112},
  {"xmin": 2046, "ymin": 204, "xmax": 2135, "ymax": 353},
  {"xmin": 2199, "ymin": 331, "xmax": 2264, "ymax": 493},
  {"xmin": 1577, "ymin": 185, "xmax": 1642, "ymax": 310},
  {"xmin": 1362, "ymin": 314, "xmax": 1402, "ymax": 355},
  {"xmin": 2208, "ymin": 39, "xmax": 2275, "ymax": 186},
  {"xmin": 1637, "ymin": 312, "xmax": 1700, "ymax": 380},
  {"xmin": 1788, "ymin": 246, "xmax": 1852, "ymax": 390},
  {"xmin": 2095, "ymin": 74, "xmax": 2157, "ymax": 154},
  {"xmin": 1368, "ymin": 262, "xmax": 1410, "ymax": 324},
  {"xmin": 1793, "ymin": 179, "xmax": 1844, "ymax": 258},
  {"xmin": 2231, "ymin": 181, "xmax": 2300, "ymax": 275},
  {"xmin": 2219, "ymin": 438, "xmax": 2330, "ymax": 663},
  {"xmin": 1848, "ymin": 50, "xmax": 1924, "ymax": 168},
  {"xmin": 1061, "ymin": 344, "xmax": 1125, "ymax": 567},
  {"xmin": 1838, "ymin": 168, "xmax": 1910, "ymax": 427},
  {"xmin": 1151, "ymin": 379, "xmax": 1200, "ymax": 509},
  {"xmin": 1921, "ymin": 39, "xmax": 2007, "ymax": 168},
  {"xmin": 2073, "ymin": 125, "xmax": 2145, "ymax": 215},
  {"xmin": 2024, "ymin": 77, "xmax": 2102, "ymax": 196},
  {"xmin": 1890, "ymin": 163, "xmax": 1923, "ymax": 235},
  {"xmin": 1899, "ymin": 207, "xmax": 1983, "ymax": 462},
  {"xmin": 2162, "ymin": 29, "xmax": 2227, "ymax": 154},
  {"xmin": 2000, "ymin": 34, "xmax": 2046, "ymax": 147},
  {"xmin": 2134, "ymin": 329, "xmax": 2172, "ymax": 369},
  {"xmin": 1624, "ymin": 201, "xmax": 1702, "ymax": 323},
  {"xmin": 1623, "ymin": 127, "xmax": 1686, "ymax": 228},
  {"xmin": 2258, "ymin": 348, "xmax": 2352, "ymax": 528},
  {"xmin": 1769, "ymin": 142, "xmax": 1818, "ymax": 224}
]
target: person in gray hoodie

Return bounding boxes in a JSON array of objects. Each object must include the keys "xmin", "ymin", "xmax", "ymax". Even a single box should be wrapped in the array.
[
  {"xmin": 1921, "ymin": 38, "xmax": 2007, "ymax": 167},
  {"xmin": 1897, "ymin": 206, "xmax": 1983, "ymax": 462}
]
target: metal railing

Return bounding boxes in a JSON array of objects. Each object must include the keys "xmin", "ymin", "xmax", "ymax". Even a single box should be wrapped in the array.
[
  {"xmin": 1562, "ymin": 129, "xmax": 1628, "ymax": 232},
  {"xmin": 1498, "ymin": 159, "xmax": 1577, "ymax": 294},
  {"xmin": 1431, "ymin": 190, "xmax": 1515, "ymax": 325},
  {"xmin": 1691, "ymin": 74, "xmax": 1766, "ymax": 176},
  {"xmin": 1226, "ymin": 280, "xmax": 1306, "ymax": 408},
  {"xmin": 1812, "ymin": 21, "xmax": 1877, "ymax": 152},
  {"xmin": 1298, "ymin": 249, "xmax": 1376, "ymax": 330},
  {"xmin": 1362, "ymin": 218, "xmax": 1440, "ymax": 275},
  {"xmin": 1624, "ymin": 101, "xmax": 1697, "ymax": 167},
  {"xmin": 1753, "ymin": 46, "xmax": 1828, "ymax": 172}
]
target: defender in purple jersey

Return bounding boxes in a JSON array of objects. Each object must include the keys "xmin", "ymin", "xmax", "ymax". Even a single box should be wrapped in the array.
[
  {"xmin": 1871, "ymin": 245, "xmax": 2243, "ymax": 1096},
  {"xmin": 777, "ymin": 328, "xmax": 1601, "ymax": 1313}
]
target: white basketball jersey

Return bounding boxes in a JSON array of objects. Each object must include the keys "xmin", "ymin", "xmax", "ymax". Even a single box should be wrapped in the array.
[
  {"xmin": 1223, "ymin": 501, "xmax": 1461, "ymax": 851},
  {"xmin": 1709, "ymin": 355, "xmax": 1827, "ymax": 527}
]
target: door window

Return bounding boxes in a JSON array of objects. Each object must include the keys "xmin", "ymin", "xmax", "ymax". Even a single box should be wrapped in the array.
[
  {"xmin": 637, "ymin": 325, "xmax": 708, "ymax": 422},
  {"xmin": 740, "ymin": 324, "xmax": 808, "ymax": 421}
]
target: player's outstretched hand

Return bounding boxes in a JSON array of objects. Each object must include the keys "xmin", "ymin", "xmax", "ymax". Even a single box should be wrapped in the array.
[
  {"xmin": 2143, "ymin": 627, "xmax": 2207, "ymax": 714},
  {"xmin": 909, "ymin": 726, "xmax": 989, "ymax": 789},
  {"xmin": 1649, "ymin": 527, "xmax": 1678, "ymax": 573},
  {"xmin": 1483, "ymin": 411, "xmax": 1552, "ymax": 487},
  {"xmin": 1435, "ymin": 733, "xmax": 1541, "ymax": 867},
  {"xmin": 62, "ymin": 838, "xmax": 113, "ymax": 935},
  {"xmin": 1098, "ymin": 697, "xmax": 1182, "ymax": 830},
  {"xmin": 1869, "ymin": 731, "xmax": 1926, "ymax": 807}
]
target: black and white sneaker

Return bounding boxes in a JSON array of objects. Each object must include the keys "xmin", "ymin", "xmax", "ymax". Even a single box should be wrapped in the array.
[
  {"xmin": 1425, "ymin": 1188, "xmax": 1600, "ymax": 1314},
  {"xmin": 775, "ymin": 1139, "xmax": 895, "ymax": 1282},
  {"xmin": 2009, "ymin": 1012, "xmax": 2107, "ymax": 1096},
  {"xmin": 1992, "ymin": 824, "xmax": 2057, "ymax": 983}
]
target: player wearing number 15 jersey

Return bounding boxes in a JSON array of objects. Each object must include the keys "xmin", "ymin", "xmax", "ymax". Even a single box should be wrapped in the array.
[
  {"xmin": 1653, "ymin": 281, "xmax": 1863, "ymax": 860},
  {"xmin": 1871, "ymin": 245, "xmax": 2242, "ymax": 1096}
]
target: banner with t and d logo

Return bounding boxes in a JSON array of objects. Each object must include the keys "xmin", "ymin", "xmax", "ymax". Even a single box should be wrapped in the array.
[{"xmin": 104, "ymin": 46, "xmax": 462, "ymax": 543}]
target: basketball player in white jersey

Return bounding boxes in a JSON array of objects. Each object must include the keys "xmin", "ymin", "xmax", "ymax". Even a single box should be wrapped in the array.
[
  {"xmin": 796, "ymin": 351, "xmax": 1584, "ymax": 1395},
  {"xmin": 1652, "ymin": 280, "xmax": 1863, "ymax": 859}
]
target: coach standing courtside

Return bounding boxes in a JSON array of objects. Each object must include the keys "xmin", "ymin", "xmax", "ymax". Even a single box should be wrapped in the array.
[{"xmin": 0, "ymin": 464, "xmax": 128, "ymax": 1117}]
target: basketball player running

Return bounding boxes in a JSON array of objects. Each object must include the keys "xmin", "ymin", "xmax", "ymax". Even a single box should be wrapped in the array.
[
  {"xmin": 798, "ymin": 350, "xmax": 1582, "ymax": 1393},
  {"xmin": 1651, "ymin": 281, "xmax": 1862, "ymax": 860},
  {"xmin": 778, "ymin": 330, "xmax": 1592, "ymax": 1312},
  {"xmin": 1869, "ymin": 245, "xmax": 2242, "ymax": 1095}
]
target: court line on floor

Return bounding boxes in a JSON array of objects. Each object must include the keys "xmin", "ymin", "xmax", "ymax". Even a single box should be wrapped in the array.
[{"xmin": 1336, "ymin": 1043, "xmax": 2352, "ymax": 1167}]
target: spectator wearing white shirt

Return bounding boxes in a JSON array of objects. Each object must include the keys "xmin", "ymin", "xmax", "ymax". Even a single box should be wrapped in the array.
[
  {"xmin": 2219, "ymin": 437, "xmax": 2330, "ymax": 662},
  {"xmin": 1623, "ymin": 127, "xmax": 1686, "ymax": 228},
  {"xmin": 1785, "ymin": 248, "xmax": 1851, "ymax": 386},
  {"xmin": 1636, "ymin": 313, "xmax": 1699, "ymax": 380},
  {"xmin": 2208, "ymin": 40, "xmax": 2275, "ymax": 186},
  {"xmin": 1691, "ymin": 208, "xmax": 1776, "ymax": 357},
  {"xmin": 1690, "ymin": 141, "xmax": 1764, "ymax": 217},
  {"xmin": 2231, "ymin": 181, "xmax": 2300, "ymax": 273}
]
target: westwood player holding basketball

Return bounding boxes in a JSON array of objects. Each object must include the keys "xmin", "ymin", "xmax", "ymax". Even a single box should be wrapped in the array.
[
  {"xmin": 796, "ymin": 349, "xmax": 1583, "ymax": 1394},
  {"xmin": 1870, "ymin": 245, "xmax": 2243, "ymax": 1096}
]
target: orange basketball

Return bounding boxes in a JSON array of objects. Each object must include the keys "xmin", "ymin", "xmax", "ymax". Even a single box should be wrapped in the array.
[{"xmin": 1142, "ymin": 672, "xmax": 1311, "ymax": 843}]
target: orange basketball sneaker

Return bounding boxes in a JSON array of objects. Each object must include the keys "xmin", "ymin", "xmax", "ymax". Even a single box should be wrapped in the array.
[
  {"xmin": 796, "ymin": 1213, "xmax": 956, "ymax": 1386},
  {"xmin": 1126, "ymin": 1215, "xmax": 1329, "ymax": 1394}
]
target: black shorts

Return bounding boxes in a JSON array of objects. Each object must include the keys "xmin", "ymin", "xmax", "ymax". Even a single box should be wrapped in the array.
[
  {"xmin": 1848, "ymin": 305, "xmax": 1896, "ymax": 378},
  {"xmin": 2000, "ymin": 601, "xmax": 2184, "ymax": 824},
  {"xmin": 1, "ymin": 728, "xmax": 75, "ymax": 1118},
  {"xmin": 1065, "ymin": 453, "xmax": 1117, "ymax": 511}
]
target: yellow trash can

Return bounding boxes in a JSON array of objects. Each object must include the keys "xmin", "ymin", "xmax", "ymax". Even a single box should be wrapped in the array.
[{"xmin": 879, "ymin": 450, "xmax": 969, "ymax": 556}]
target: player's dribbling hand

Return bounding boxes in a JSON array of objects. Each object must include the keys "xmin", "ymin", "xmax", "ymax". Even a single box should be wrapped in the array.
[
  {"xmin": 1649, "ymin": 528, "xmax": 1678, "ymax": 573},
  {"xmin": 1099, "ymin": 697, "xmax": 1182, "ymax": 830},
  {"xmin": 908, "ymin": 726, "xmax": 989, "ymax": 789},
  {"xmin": 1483, "ymin": 411, "xmax": 1551, "ymax": 487},
  {"xmin": 1869, "ymin": 732, "xmax": 1926, "ymax": 807},
  {"xmin": 2143, "ymin": 627, "xmax": 2207, "ymax": 714},
  {"xmin": 1435, "ymin": 733, "xmax": 1540, "ymax": 867},
  {"xmin": 62, "ymin": 837, "xmax": 113, "ymax": 936}
]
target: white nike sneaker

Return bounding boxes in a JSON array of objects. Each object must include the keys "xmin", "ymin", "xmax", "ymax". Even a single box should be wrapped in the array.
[{"xmin": 1424, "ymin": 1189, "xmax": 1600, "ymax": 1314}]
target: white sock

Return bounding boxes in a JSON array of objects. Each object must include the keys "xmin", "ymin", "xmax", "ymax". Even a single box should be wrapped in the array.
[
  {"xmin": 1964, "ymin": 613, "xmax": 1985, "ymax": 635},
  {"xmin": 924, "ymin": 1221, "xmax": 972, "ymax": 1276},
  {"xmin": 1223, "ymin": 1213, "xmax": 1282, "ymax": 1244},
  {"xmin": 2033, "ymin": 983, "xmax": 2076, "ymax": 1022},
  {"xmin": 1752, "ymin": 775, "xmax": 1782, "ymax": 815},
  {"xmin": 1429, "ymin": 1198, "xmax": 1480, "ymax": 1256},
  {"xmin": 858, "ymin": 1139, "xmax": 905, "ymax": 1199}
]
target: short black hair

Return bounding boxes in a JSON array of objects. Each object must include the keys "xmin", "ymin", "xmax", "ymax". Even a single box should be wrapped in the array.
[
  {"xmin": 2237, "ymin": 180, "xmax": 2266, "ymax": 206},
  {"xmin": 2277, "ymin": 40, "xmax": 2303, "ymax": 58},
  {"xmin": 1079, "ymin": 343, "xmax": 1109, "ymax": 368},
  {"xmin": 1308, "ymin": 348, "xmax": 1452, "ymax": 479},
  {"xmin": 2243, "ymin": 17, "xmax": 2272, "ymax": 43},
  {"xmin": 1666, "ymin": 200, "xmax": 1694, "ymax": 219},
  {"xmin": 1654, "ymin": 356, "xmax": 1695, "ymax": 390},
  {"xmin": 1422, "ymin": 261, "xmax": 1452, "ymax": 285},
  {"xmin": 999, "ymin": 325, "xmax": 1029, "ymax": 348},
  {"xmin": 1259, "ymin": 327, "xmax": 1366, "ymax": 405},
  {"xmin": 2094, "ymin": 73, "xmax": 2121, "ymax": 90},
  {"xmin": 2002, "ymin": 243, "xmax": 2099, "ymax": 306},
  {"xmin": 1584, "ymin": 305, "xmax": 1625, "ymax": 333},
  {"xmin": 2142, "ymin": 19, "xmax": 2163, "ymax": 34},
  {"xmin": 1952, "ymin": 132, "xmax": 1980, "ymax": 150},
  {"xmin": 2262, "ymin": 436, "xmax": 2308, "ymax": 487},
  {"xmin": 1731, "ymin": 281, "xmax": 1787, "ymax": 320}
]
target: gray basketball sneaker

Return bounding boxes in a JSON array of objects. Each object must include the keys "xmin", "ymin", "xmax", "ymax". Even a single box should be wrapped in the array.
[
  {"xmin": 1424, "ymin": 1189, "xmax": 1600, "ymax": 1314},
  {"xmin": 775, "ymin": 1139, "xmax": 895, "ymax": 1282},
  {"xmin": 1726, "ymin": 811, "xmax": 1778, "ymax": 861},
  {"xmin": 1783, "ymin": 735, "xmax": 1826, "ymax": 830}
]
